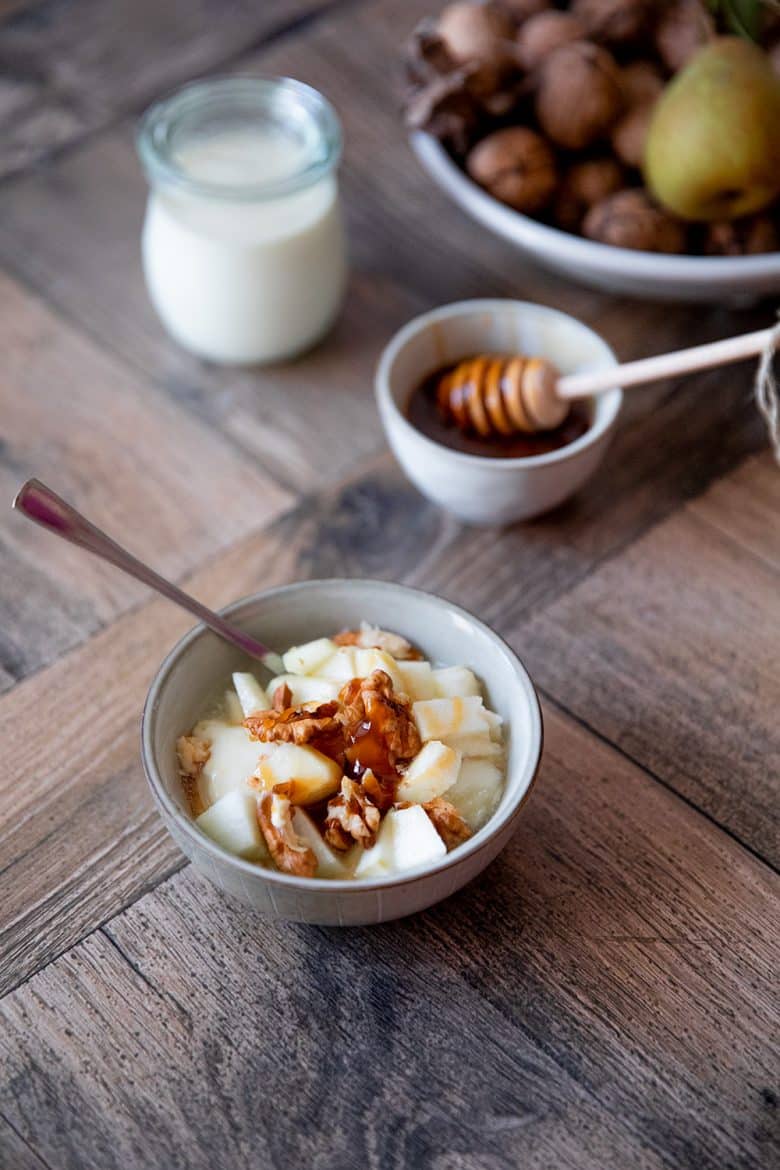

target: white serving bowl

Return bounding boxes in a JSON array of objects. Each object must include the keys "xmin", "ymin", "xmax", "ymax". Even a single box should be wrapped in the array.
[
  {"xmin": 376, "ymin": 298, "xmax": 621, "ymax": 525},
  {"xmin": 412, "ymin": 132, "xmax": 780, "ymax": 303},
  {"xmin": 141, "ymin": 579, "xmax": 543, "ymax": 926}
]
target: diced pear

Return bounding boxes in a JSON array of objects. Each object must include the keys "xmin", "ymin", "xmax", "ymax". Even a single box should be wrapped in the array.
[
  {"xmin": 442, "ymin": 732, "xmax": 502, "ymax": 759},
  {"xmin": 413, "ymin": 695, "xmax": 489, "ymax": 740},
  {"xmin": 223, "ymin": 689, "xmax": 245, "ymax": 725},
  {"xmin": 291, "ymin": 808, "xmax": 349, "ymax": 878},
  {"xmin": 193, "ymin": 719, "xmax": 275, "ymax": 805},
  {"xmin": 282, "ymin": 637, "xmax": 338, "ymax": 676},
  {"xmin": 232, "ymin": 671, "xmax": 270, "ymax": 717},
  {"xmin": 196, "ymin": 790, "xmax": 268, "ymax": 861},
  {"xmin": 396, "ymin": 741, "xmax": 462, "ymax": 803},
  {"xmin": 354, "ymin": 805, "xmax": 446, "ymax": 879},
  {"xmin": 446, "ymin": 759, "xmax": 503, "ymax": 831},
  {"xmin": 397, "ymin": 660, "xmax": 438, "ymax": 701},
  {"xmin": 353, "ymin": 647, "xmax": 404, "ymax": 691},
  {"xmin": 266, "ymin": 674, "xmax": 341, "ymax": 705},
  {"xmin": 256, "ymin": 743, "xmax": 342, "ymax": 805},
  {"xmin": 432, "ymin": 666, "xmax": 481, "ymax": 698},
  {"xmin": 318, "ymin": 647, "xmax": 360, "ymax": 681},
  {"xmin": 484, "ymin": 709, "xmax": 503, "ymax": 743}
]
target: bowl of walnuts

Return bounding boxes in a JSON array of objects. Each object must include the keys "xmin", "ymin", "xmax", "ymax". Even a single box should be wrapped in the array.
[{"xmin": 404, "ymin": 0, "xmax": 780, "ymax": 301}]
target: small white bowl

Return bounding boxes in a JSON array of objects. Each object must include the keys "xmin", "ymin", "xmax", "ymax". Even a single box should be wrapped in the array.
[
  {"xmin": 376, "ymin": 298, "xmax": 621, "ymax": 525},
  {"xmin": 413, "ymin": 133, "xmax": 780, "ymax": 304},
  {"xmin": 141, "ymin": 579, "xmax": 543, "ymax": 926}
]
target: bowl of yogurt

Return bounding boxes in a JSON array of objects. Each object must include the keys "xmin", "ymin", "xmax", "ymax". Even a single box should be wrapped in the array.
[
  {"xmin": 137, "ymin": 77, "xmax": 346, "ymax": 365},
  {"xmin": 141, "ymin": 579, "xmax": 543, "ymax": 925}
]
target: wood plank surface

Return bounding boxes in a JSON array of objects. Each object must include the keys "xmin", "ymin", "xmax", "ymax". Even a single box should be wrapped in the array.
[
  {"xmin": 0, "ymin": 0, "xmax": 349, "ymax": 177},
  {"xmin": 1, "ymin": 703, "xmax": 777, "ymax": 1170},
  {"xmin": 519, "ymin": 453, "xmax": 780, "ymax": 865},
  {"xmin": 0, "ymin": 270, "xmax": 292, "ymax": 686}
]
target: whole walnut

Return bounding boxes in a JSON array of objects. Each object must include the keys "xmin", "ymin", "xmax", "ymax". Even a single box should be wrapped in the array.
[
  {"xmin": 437, "ymin": 1, "xmax": 516, "ymax": 64},
  {"xmin": 498, "ymin": 0, "xmax": 549, "ymax": 22},
  {"xmin": 705, "ymin": 214, "xmax": 779, "ymax": 256},
  {"xmin": 655, "ymin": 0, "xmax": 714, "ymax": 73},
  {"xmin": 535, "ymin": 41, "xmax": 624, "ymax": 150},
  {"xmin": 583, "ymin": 189, "xmax": 688, "ymax": 252},
  {"xmin": 516, "ymin": 10, "xmax": 585, "ymax": 69},
  {"xmin": 554, "ymin": 156, "xmax": 624, "ymax": 231},
  {"xmin": 610, "ymin": 101, "xmax": 655, "ymax": 169},
  {"xmin": 620, "ymin": 60, "xmax": 664, "ymax": 107},
  {"xmin": 466, "ymin": 126, "xmax": 557, "ymax": 213},
  {"xmin": 571, "ymin": 0, "xmax": 654, "ymax": 45}
]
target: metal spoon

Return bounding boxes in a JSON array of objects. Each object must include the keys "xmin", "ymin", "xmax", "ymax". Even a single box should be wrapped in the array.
[{"xmin": 13, "ymin": 478, "xmax": 285, "ymax": 675}]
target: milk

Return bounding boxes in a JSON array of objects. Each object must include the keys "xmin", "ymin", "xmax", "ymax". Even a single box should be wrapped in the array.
[{"xmin": 140, "ymin": 104, "xmax": 346, "ymax": 365}]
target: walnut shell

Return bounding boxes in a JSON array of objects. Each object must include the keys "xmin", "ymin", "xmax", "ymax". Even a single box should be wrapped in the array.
[
  {"xmin": 704, "ymin": 214, "xmax": 779, "ymax": 256},
  {"xmin": 610, "ymin": 101, "xmax": 654, "ymax": 169},
  {"xmin": 437, "ymin": 1, "xmax": 516, "ymax": 64},
  {"xmin": 620, "ymin": 60, "xmax": 664, "ymax": 108},
  {"xmin": 499, "ymin": 0, "xmax": 549, "ymax": 22},
  {"xmin": 583, "ymin": 189, "xmax": 687, "ymax": 252},
  {"xmin": 535, "ymin": 41, "xmax": 624, "ymax": 150},
  {"xmin": 554, "ymin": 156, "xmax": 625, "ymax": 231},
  {"xmin": 516, "ymin": 10, "xmax": 585, "ymax": 69},
  {"xmin": 571, "ymin": 0, "xmax": 654, "ymax": 46},
  {"xmin": 466, "ymin": 126, "xmax": 557, "ymax": 213},
  {"xmin": 655, "ymin": 0, "xmax": 714, "ymax": 74}
]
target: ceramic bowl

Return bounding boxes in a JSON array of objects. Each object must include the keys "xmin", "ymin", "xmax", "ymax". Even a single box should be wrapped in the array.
[
  {"xmin": 141, "ymin": 579, "xmax": 543, "ymax": 926},
  {"xmin": 412, "ymin": 133, "xmax": 780, "ymax": 304},
  {"xmin": 376, "ymin": 298, "xmax": 621, "ymax": 525}
]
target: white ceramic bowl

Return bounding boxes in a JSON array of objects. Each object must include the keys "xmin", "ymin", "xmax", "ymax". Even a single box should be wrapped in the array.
[
  {"xmin": 141, "ymin": 579, "xmax": 543, "ymax": 926},
  {"xmin": 412, "ymin": 133, "xmax": 780, "ymax": 304},
  {"xmin": 376, "ymin": 298, "xmax": 621, "ymax": 525}
]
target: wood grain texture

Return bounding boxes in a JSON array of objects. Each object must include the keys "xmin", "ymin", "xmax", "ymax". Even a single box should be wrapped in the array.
[
  {"xmin": 0, "ymin": 0, "xmax": 347, "ymax": 177},
  {"xmin": 0, "ymin": 270, "xmax": 291, "ymax": 685},
  {"xmin": 519, "ymin": 453, "xmax": 780, "ymax": 865},
  {"xmin": 1, "ymin": 704, "xmax": 777, "ymax": 1170}
]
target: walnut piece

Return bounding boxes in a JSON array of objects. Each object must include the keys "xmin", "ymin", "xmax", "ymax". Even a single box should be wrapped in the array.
[
  {"xmin": 257, "ymin": 793, "xmax": 317, "ymax": 877},
  {"xmin": 176, "ymin": 734, "xmax": 210, "ymax": 817},
  {"xmin": 324, "ymin": 775, "xmax": 382, "ymax": 850},
  {"xmin": 423, "ymin": 797, "xmax": 473, "ymax": 851},
  {"xmin": 244, "ymin": 701, "xmax": 341, "ymax": 746},
  {"xmin": 340, "ymin": 670, "xmax": 422, "ymax": 766},
  {"xmin": 333, "ymin": 623, "xmax": 422, "ymax": 660}
]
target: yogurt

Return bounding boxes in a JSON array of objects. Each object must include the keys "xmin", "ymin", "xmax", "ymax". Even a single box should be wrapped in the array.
[{"xmin": 137, "ymin": 78, "xmax": 346, "ymax": 365}]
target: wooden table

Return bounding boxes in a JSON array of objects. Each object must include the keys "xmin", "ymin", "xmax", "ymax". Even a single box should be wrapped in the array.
[{"xmin": 0, "ymin": 2, "xmax": 778, "ymax": 1167}]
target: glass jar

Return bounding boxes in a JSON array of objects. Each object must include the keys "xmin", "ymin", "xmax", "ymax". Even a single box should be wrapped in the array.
[{"xmin": 137, "ymin": 77, "xmax": 346, "ymax": 366}]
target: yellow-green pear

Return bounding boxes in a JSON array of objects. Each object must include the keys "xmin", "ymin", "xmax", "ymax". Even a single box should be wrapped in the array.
[{"xmin": 644, "ymin": 37, "xmax": 780, "ymax": 221}]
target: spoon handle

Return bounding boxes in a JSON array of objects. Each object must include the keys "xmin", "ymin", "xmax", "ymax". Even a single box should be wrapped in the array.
[{"xmin": 13, "ymin": 478, "xmax": 284, "ymax": 675}]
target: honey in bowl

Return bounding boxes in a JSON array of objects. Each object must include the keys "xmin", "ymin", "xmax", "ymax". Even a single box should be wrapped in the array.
[{"xmin": 406, "ymin": 356, "xmax": 591, "ymax": 459}]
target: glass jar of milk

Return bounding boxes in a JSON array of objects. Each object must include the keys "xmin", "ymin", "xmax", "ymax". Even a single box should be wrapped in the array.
[{"xmin": 137, "ymin": 78, "xmax": 346, "ymax": 365}]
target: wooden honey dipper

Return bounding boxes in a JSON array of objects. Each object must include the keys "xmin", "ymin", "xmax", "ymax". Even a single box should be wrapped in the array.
[{"xmin": 436, "ymin": 327, "xmax": 778, "ymax": 436}]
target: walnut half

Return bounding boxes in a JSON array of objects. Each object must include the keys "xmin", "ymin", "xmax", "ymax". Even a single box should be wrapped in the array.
[
  {"xmin": 257, "ymin": 793, "xmax": 317, "ymax": 877},
  {"xmin": 324, "ymin": 776, "xmax": 381, "ymax": 851},
  {"xmin": 333, "ymin": 623, "xmax": 422, "ymax": 661},
  {"xmin": 423, "ymin": 797, "xmax": 472, "ymax": 851}
]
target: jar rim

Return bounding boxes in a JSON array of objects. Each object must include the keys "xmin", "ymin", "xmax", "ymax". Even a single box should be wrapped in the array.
[{"xmin": 136, "ymin": 76, "xmax": 342, "ymax": 202}]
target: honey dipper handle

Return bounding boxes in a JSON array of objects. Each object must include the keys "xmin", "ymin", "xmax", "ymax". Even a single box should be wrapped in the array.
[{"xmin": 556, "ymin": 327, "xmax": 775, "ymax": 401}]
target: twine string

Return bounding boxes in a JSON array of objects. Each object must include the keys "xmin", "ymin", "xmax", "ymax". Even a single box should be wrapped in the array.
[{"xmin": 754, "ymin": 319, "xmax": 780, "ymax": 465}]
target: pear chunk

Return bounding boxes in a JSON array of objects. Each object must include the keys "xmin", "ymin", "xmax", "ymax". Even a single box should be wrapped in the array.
[
  {"xmin": 282, "ymin": 637, "xmax": 338, "ymax": 676},
  {"xmin": 266, "ymin": 674, "xmax": 341, "ymax": 705},
  {"xmin": 353, "ymin": 648, "xmax": 405, "ymax": 691},
  {"xmin": 442, "ymin": 732, "xmax": 503, "ymax": 759},
  {"xmin": 255, "ymin": 743, "xmax": 342, "ymax": 805},
  {"xmin": 318, "ymin": 646, "xmax": 361, "ymax": 681},
  {"xmin": 396, "ymin": 741, "xmax": 461, "ymax": 804},
  {"xmin": 196, "ymin": 790, "xmax": 268, "ymax": 861},
  {"xmin": 413, "ymin": 695, "xmax": 489, "ymax": 740},
  {"xmin": 232, "ymin": 671, "xmax": 270, "ymax": 717},
  {"xmin": 432, "ymin": 666, "xmax": 481, "ymax": 698},
  {"xmin": 223, "ymin": 689, "xmax": 245, "ymax": 726},
  {"xmin": 447, "ymin": 759, "xmax": 503, "ymax": 831},
  {"xmin": 291, "ymin": 808, "xmax": 349, "ymax": 878},
  {"xmin": 354, "ymin": 805, "xmax": 446, "ymax": 878},
  {"xmin": 398, "ymin": 660, "xmax": 438, "ymax": 701},
  {"xmin": 193, "ymin": 719, "xmax": 274, "ymax": 806}
]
